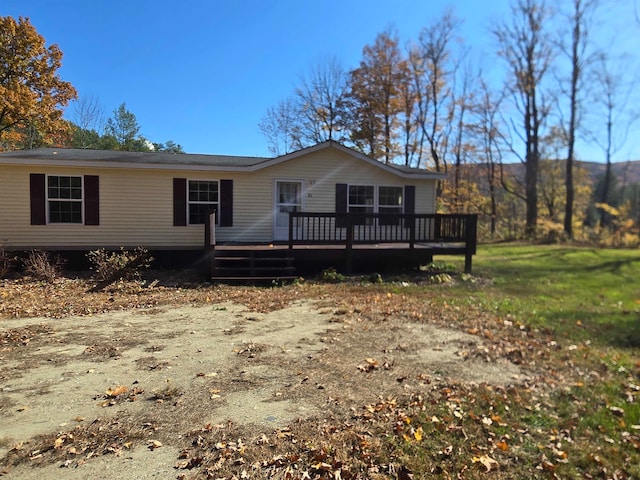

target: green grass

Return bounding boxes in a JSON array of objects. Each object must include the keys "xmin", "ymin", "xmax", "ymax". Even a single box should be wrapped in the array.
[
  {"xmin": 398, "ymin": 244, "xmax": 640, "ymax": 478},
  {"xmin": 438, "ymin": 244, "xmax": 640, "ymax": 348}
]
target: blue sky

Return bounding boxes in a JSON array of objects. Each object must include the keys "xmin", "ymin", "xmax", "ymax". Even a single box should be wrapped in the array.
[{"xmin": 2, "ymin": 0, "xmax": 638, "ymax": 161}]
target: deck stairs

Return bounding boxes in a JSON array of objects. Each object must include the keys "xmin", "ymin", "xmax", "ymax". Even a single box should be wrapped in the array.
[{"xmin": 211, "ymin": 246, "xmax": 298, "ymax": 282}]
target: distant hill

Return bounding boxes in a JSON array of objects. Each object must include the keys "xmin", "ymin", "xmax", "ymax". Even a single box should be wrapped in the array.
[
  {"xmin": 470, "ymin": 160, "xmax": 640, "ymax": 186},
  {"xmin": 577, "ymin": 160, "xmax": 640, "ymax": 185}
]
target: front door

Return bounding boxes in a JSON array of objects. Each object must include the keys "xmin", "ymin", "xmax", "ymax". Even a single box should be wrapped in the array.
[{"xmin": 274, "ymin": 180, "xmax": 303, "ymax": 241}]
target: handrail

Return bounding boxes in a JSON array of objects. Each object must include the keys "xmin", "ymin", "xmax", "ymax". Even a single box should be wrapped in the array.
[
  {"xmin": 288, "ymin": 212, "xmax": 478, "ymax": 273},
  {"xmin": 288, "ymin": 213, "xmax": 476, "ymax": 245}
]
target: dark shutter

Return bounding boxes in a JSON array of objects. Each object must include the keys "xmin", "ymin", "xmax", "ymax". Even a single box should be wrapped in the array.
[
  {"xmin": 335, "ymin": 183, "xmax": 348, "ymax": 228},
  {"xmin": 173, "ymin": 178, "xmax": 187, "ymax": 226},
  {"xmin": 219, "ymin": 179, "xmax": 233, "ymax": 227},
  {"xmin": 404, "ymin": 185, "xmax": 416, "ymax": 228},
  {"xmin": 30, "ymin": 173, "xmax": 46, "ymax": 225},
  {"xmin": 84, "ymin": 175, "xmax": 100, "ymax": 225},
  {"xmin": 404, "ymin": 185, "xmax": 415, "ymax": 214}
]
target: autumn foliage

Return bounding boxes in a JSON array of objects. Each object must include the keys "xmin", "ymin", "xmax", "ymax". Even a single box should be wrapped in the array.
[{"xmin": 0, "ymin": 16, "xmax": 77, "ymax": 150}]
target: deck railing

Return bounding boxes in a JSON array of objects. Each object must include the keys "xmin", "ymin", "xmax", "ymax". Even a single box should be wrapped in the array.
[{"xmin": 288, "ymin": 212, "xmax": 478, "ymax": 272}]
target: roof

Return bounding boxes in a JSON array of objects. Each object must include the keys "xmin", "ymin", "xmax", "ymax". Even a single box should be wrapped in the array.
[
  {"xmin": 0, "ymin": 141, "xmax": 444, "ymax": 179},
  {"xmin": 0, "ymin": 148, "xmax": 269, "ymax": 168}
]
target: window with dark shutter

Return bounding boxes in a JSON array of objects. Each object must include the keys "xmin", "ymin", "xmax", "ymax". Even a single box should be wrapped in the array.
[{"xmin": 188, "ymin": 180, "xmax": 218, "ymax": 225}]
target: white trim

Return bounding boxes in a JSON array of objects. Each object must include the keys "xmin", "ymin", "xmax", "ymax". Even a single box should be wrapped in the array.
[
  {"xmin": 45, "ymin": 174, "xmax": 84, "ymax": 225},
  {"xmin": 186, "ymin": 178, "xmax": 219, "ymax": 226}
]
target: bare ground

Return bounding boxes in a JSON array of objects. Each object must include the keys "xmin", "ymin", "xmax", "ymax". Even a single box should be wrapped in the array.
[{"xmin": 0, "ymin": 280, "xmax": 530, "ymax": 479}]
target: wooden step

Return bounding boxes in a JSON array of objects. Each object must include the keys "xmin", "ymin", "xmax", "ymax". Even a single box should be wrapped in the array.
[
  {"xmin": 210, "ymin": 276, "xmax": 300, "ymax": 283},
  {"xmin": 211, "ymin": 248, "xmax": 297, "ymax": 281}
]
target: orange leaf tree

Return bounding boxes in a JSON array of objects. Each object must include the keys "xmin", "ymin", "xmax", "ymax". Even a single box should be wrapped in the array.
[{"xmin": 0, "ymin": 16, "xmax": 77, "ymax": 149}]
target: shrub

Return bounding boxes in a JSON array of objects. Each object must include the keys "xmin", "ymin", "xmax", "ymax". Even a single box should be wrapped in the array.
[
  {"xmin": 23, "ymin": 250, "xmax": 64, "ymax": 283},
  {"xmin": 87, "ymin": 247, "xmax": 153, "ymax": 283},
  {"xmin": 0, "ymin": 246, "xmax": 16, "ymax": 278},
  {"xmin": 369, "ymin": 272, "xmax": 383, "ymax": 284},
  {"xmin": 321, "ymin": 267, "xmax": 344, "ymax": 283}
]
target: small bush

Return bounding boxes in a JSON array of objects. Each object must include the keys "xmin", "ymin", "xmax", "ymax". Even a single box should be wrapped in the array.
[
  {"xmin": 321, "ymin": 267, "xmax": 345, "ymax": 283},
  {"xmin": 369, "ymin": 272, "xmax": 383, "ymax": 284},
  {"xmin": 0, "ymin": 246, "xmax": 16, "ymax": 278},
  {"xmin": 422, "ymin": 261, "xmax": 458, "ymax": 273},
  {"xmin": 87, "ymin": 247, "xmax": 153, "ymax": 283},
  {"xmin": 23, "ymin": 250, "xmax": 64, "ymax": 283}
]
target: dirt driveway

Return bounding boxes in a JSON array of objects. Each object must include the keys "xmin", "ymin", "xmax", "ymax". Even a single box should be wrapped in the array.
[{"xmin": 1, "ymin": 295, "xmax": 527, "ymax": 479}]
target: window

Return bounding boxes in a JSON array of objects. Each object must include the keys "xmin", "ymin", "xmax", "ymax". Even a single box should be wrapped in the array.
[
  {"xmin": 378, "ymin": 186, "xmax": 403, "ymax": 212},
  {"xmin": 188, "ymin": 180, "xmax": 218, "ymax": 225},
  {"xmin": 348, "ymin": 185, "xmax": 375, "ymax": 214},
  {"xmin": 378, "ymin": 186, "xmax": 403, "ymax": 226},
  {"xmin": 47, "ymin": 175, "xmax": 83, "ymax": 223},
  {"xmin": 347, "ymin": 185, "xmax": 403, "ymax": 215}
]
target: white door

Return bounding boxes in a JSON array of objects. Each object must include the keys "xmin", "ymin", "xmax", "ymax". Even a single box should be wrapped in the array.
[{"xmin": 274, "ymin": 180, "xmax": 303, "ymax": 241}]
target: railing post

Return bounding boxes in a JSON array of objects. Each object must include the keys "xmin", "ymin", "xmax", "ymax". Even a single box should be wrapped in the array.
[
  {"xmin": 345, "ymin": 213, "xmax": 353, "ymax": 274},
  {"xmin": 288, "ymin": 212, "xmax": 294, "ymax": 250},
  {"xmin": 204, "ymin": 211, "xmax": 216, "ymax": 280},
  {"xmin": 409, "ymin": 214, "xmax": 416, "ymax": 249},
  {"xmin": 464, "ymin": 214, "xmax": 478, "ymax": 274}
]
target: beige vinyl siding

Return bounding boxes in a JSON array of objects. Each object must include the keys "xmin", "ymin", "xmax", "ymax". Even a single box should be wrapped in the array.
[
  {"xmin": 229, "ymin": 148, "xmax": 436, "ymax": 243},
  {"xmin": 0, "ymin": 147, "xmax": 437, "ymax": 249},
  {"xmin": 247, "ymin": 148, "xmax": 437, "ymax": 214}
]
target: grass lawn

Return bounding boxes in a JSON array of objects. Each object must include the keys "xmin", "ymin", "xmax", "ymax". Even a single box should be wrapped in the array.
[
  {"xmin": 417, "ymin": 243, "xmax": 640, "ymax": 478},
  {"xmin": 456, "ymin": 243, "xmax": 640, "ymax": 347}
]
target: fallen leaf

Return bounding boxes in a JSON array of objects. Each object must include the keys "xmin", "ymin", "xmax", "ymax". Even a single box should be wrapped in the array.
[
  {"xmin": 496, "ymin": 440, "xmax": 509, "ymax": 451},
  {"xmin": 105, "ymin": 385, "xmax": 128, "ymax": 398},
  {"xmin": 609, "ymin": 406, "xmax": 625, "ymax": 416},
  {"xmin": 473, "ymin": 454, "xmax": 499, "ymax": 472},
  {"xmin": 147, "ymin": 440, "xmax": 163, "ymax": 450}
]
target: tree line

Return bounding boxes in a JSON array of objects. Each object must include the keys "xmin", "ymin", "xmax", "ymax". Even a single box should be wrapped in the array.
[{"xmin": 259, "ymin": 0, "xmax": 638, "ymax": 243}]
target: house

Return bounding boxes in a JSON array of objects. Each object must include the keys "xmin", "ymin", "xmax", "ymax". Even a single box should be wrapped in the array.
[{"xmin": 0, "ymin": 141, "xmax": 476, "ymax": 277}]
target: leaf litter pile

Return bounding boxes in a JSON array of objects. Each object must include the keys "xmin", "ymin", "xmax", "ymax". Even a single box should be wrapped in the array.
[{"xmin": 1, "ymin": 274, "xmax": 639, "ymax": 479}]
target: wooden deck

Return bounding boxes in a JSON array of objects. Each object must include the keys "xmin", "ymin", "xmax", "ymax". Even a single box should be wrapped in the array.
[{"xmin": 205, "ymin": 213, "xmax": 477, "ymax": 281}]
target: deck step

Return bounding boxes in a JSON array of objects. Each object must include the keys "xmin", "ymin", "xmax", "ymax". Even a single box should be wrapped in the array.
[
  {"xmin": 211, "ymin": 248, "xmax": 297, "ymax": 282},
  {"xmin": 210, "ymin": 276, "xmax": 299, "ymax": 283}
]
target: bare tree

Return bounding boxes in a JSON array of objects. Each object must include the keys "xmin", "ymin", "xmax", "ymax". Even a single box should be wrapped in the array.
[
  {"xmin": 470, "ymin": 77, "xmax": 506, "ymax": 237},
  {"xmin": 560, "ymin": 0, "xmax": 599, "ymax": 238},
  {"xmin": 258, "ymin": 98, "xmax": 301, "ymax": 156},
  {"xmin": 295, "ymin": 56, "xmax": 347, "ymax": 144},
  {"xmin": 493, "ymin": 0, "xmax": 555, "ymax": 237},
  {"xmin": 397, "ymin": 59, "xmax": 419, "ymax": 167},
  {"xmin": 412, "ymin": 9, "xmax": 460, "ymax": 172},
  {"xmin": 451, "ymin": 58, "xmax": 475, "ymax": 209},
  {"xmin": 591, "ymin": 56, "xmax": 636, "ymax": 214},
  {"xmin": 71, "ymin": 95, "xmax": 105, "ymax": 148}
]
